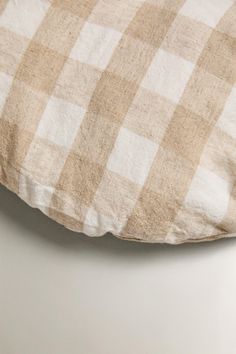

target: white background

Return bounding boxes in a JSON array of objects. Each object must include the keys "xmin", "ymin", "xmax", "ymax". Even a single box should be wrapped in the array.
[{"xmin": 0, "ymin": 185, "xmax": 236, "ymax": 354}]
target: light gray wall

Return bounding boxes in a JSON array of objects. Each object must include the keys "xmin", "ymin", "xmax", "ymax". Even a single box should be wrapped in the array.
[{"xmin": 0, "ymin": 186, "xmax": 236, "ymax": 354}]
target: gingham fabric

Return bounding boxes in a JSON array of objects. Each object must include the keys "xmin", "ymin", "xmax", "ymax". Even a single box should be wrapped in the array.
[{"xmin": 0, "ymin": 0, "xmax": 236, "ymax": 244}]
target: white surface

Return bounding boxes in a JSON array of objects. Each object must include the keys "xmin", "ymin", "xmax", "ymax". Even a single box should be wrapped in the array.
[
  {"xmin": 0, "ymin": 0, "xmax": 50, "ymax": 38},
  {"xmin": 179, "ymin": 0, "xmax": 234, "ymax": 27},
  {"xmin": 107, "ymin": 127, "xmax": 158, "ymax": 185},
  {"xmin": 0, "ymin": 185, "xmax": 236, "ymax": 354},
  {"xmin": 70, "ymin": 22, "xmax": 122, "ymax": 70},
  {"xmin": 217, "ymin": 86, "xmax": 236, "ymax": 140},
  {"xmin": 0, "ymin": 72, "xmax": 13, "ymax": 114},
  {"xmin": 141, "ymin": 48, "xmax": 194, "ymax": 103},
  {"xmin": 184, "ymin": 166, "xmax": 230, "ymax": 223},
  {"xmin": 37, "ymin": 96, "xmax": 85, "ymax": 148}
]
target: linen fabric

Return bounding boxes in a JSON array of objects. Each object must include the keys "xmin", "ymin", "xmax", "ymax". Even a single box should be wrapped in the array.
[{"xmin": 0, "ymin": 0, "xmax": 236, "ymax": 243}]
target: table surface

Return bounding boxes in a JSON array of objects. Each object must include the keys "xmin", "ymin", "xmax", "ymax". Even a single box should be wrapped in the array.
[{"xmin": 0, "ymin": 185, "xmax": 236, "ymax": 354}]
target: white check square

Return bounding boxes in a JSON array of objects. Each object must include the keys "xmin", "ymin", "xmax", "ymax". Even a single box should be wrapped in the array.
[
  {"xmin": 217, "ymin": 87, "xmax": 236, "ymax": 140},
  {"xmin": 84, "ymin": 208, "xmax": 121, "ymax": 237},
  {"xmin": 184, "ymin": 166, "xmax": 230, "ymax": 223},
  {"xmin": 0, "ymin": 0, "xmax": 50, "ymax": 38},
  {"xmin": 107, "ymin": 127, "xmax": 158, "ymax": 185},
  {"xmin": 141, "ymin": 49, "xmax": 194, "ymax": 104},
  {"xmin": 19, "ymin": 173, "xmax": 54, "ymax": 213},
  {"xmin": 37, "ymin": 96, "xmax": 85, "ymax": 149},
  {"xmin": 70, "ymin": 22, "xmax": 122, "ymax": 70},
  {"xmin": 0, "ymin": 72, "xmax": 12, "ymax": 114},
  {"xmin": 180, "ymin": 0, "xmax": 234, "ymax": 28}
]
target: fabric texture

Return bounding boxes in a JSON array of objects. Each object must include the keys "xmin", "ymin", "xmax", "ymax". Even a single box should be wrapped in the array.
[{"xmin": 0, "ymin": 0, "xmax": 236, "ymax": 244}]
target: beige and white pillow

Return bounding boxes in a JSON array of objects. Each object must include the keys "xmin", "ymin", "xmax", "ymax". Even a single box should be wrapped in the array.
[{"xmin": 0, "ymin": 0, "xmax": 236, "ymax": 243}]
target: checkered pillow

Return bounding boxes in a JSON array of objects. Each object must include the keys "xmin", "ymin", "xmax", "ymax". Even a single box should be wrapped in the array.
[{"xmin": 0, "ymin": 0, "xmax": 236, "ymax": 243}]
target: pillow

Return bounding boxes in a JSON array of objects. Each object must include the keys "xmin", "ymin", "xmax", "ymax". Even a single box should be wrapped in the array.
[{"xmin": 0, "ymin": 0, "xmax": 236, "ymax": 244}]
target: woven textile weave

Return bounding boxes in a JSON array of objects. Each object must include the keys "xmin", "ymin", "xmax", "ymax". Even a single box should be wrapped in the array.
[{"xmin": 0, "ymin": 0, "xmax": 236, "ymax": 243}]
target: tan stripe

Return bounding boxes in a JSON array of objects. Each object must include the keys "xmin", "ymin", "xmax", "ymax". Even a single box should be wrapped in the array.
[
  {"xmin": 48, "ymin": 208, "xmax": 84, "ymax": 233},
  {"xmin": 0, "ymin": 28, "xmax": 29, "ymax": 77},
  {"xmin": 123, "ymin": 16, "xmax": 234, "ymax": 241},
  {"xmin": 52, "ymin": 0, "xmax": 98, "ymax": 17},
  {"xmin": 1, "ymin": 79, "xmax": 48, "ymax": 134},
  {"xmin": 198, "ymin": 29, "xmax": 236, "ymax": 85},
  {"xmin": 147, "ymin": 0, "xmax": 187, "ymax": 12},
  {"xmin": 87, "ymin": 0, "xmax": 147, "ymax": 32},
  {"xmin": 92, "ymin": 170, "xmax": 142, "ymax": 221},
  {"xmin": 55, "ymin": 152, "xmax": 105, "ymax": 208},
  {"xmin": 56, "ymin": 2, "xmax": 181, "ymax": 209},
  {"xmin": 48, "ymin": 189, "xmax": 88, "ymax": 229},
  {"xmin": 33, "ymin": 4, "xmax": 86, "ymax": 54},
  {"xmin": 126, "ymin": 2, "xmax": 177, "ymax": 47},
  {"xmin": 14, "ymin": 42, "xmax": 66, "ymax": 94},
  {"xmin": 53, "ymin": 59, "xmax": 102, "ymax": 110},
  {"xmin": 0, "ymin": 120, "xmax": 33, "ymax": 191},
  {"xmin": 217, "ymin": 3, "xmax": 236, "ymax": 39},
  {"xmin": 0, "ymin": 0, "xmax": 98, "ymax": 189},
  {"xmin": 123, "ymin": 87, "xmax": 176, "ymax": 144},
  {"xmin": 161, "ymin": 14, "xmax": 212, "ymax": 63},
  {"xmin": 0, "ymin": 0, "xmax": 8, "ymax": 14},
  {"xmin": 180, "ymin": 67, "xmax": 231, "ymax": 123},
  {"xmin": 108, "ymin": 34, "xmax": 156, "ymax": 83}
]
